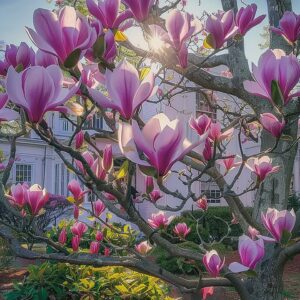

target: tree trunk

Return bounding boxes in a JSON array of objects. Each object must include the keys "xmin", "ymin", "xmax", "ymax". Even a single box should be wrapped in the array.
[
  {"xmin": 246, "ymin": 257, "xmax": 284, "ymax": 300},
  {"xmin": 253, "ymin": 118, "xmax": 299, "ymax": 221}
]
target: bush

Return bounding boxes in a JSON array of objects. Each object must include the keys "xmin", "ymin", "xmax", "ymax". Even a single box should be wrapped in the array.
[
  {"xmin": 5, "ymin": 262, "xmax": 174, "ymax": 300},
  {"xmin": 154, "ymin": 207, "xmax": 251, "ymax": 275},
  {"xmin": 47, "ymin": 219, "xmax": 139, "ymax": 256}
]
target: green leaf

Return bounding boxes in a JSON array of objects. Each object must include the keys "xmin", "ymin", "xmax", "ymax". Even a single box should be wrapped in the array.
[
  {"xmin": 280, "ymin": 230, "xmax": 292, "ymax": 245},
  {"xmin": 245, "ymin": 269, "xmax": 257, "ymax": 277},
  {"xmin": 38, "ymin": 288, "xmax": 48, "ymax": 300},
  {"xmin": 203, "ymin": 34, "xmax": 214, "ymax": 49},
  {"xmin": 64, "ymin": 48, "xmax": 81, "ymax": 69},
  {"xmin": 271, "ymin": 80, "xmax": 284, "ymax": 108},
  {"xmin": 93, "ymin": 36, "xmax": 106, "ymax": 60},
  {"xmin": 140, "ymin": 67, "xmax": 151, "ymax": 80},
  {"xmin": 139, "ymin": 165, "xmax": 157, "ymax": 177},
  {"xmin": 15, "ymin": 63, "xmax": 24, "ymax": 73},
  {"xmin": 115, "ymin": 160, "xmax": 129, "ymax": 179}
]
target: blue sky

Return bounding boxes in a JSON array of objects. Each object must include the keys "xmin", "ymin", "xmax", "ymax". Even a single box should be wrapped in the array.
[{"xmin": 0, "ymin": 0, "xmax": 300, "ymax": 64}]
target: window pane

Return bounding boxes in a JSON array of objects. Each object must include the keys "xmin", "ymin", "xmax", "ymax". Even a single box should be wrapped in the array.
[{"xmin": 15, "ymin": 164, "xmax": 32, "ymax": 185}]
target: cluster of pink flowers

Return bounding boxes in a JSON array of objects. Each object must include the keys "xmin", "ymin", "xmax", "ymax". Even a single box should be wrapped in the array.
[
  {"xmin": 6, "ymin": 183, "xmax": 49, "ymax": 216},
  {"xmin": 204, "ymin": 4, "xmax": 265, "ymax": 49}
]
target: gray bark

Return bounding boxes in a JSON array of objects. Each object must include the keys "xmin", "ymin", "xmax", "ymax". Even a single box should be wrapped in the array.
[{"xmin": 253, "ymin": 0, "xmax": 296, "ymax": 220}]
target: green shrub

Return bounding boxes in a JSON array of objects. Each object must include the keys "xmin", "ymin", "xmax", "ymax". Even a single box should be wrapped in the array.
[
  {"xmin": 46, "ymin": 219, "xmax": 138, "ymax": 256},
  {"xmin": 5, "ymin": 262, "xmax": 174, "ymax": 300},
  {"xmin": 153, "ymin": 207, "xmax": 251, "ymax": 274}
]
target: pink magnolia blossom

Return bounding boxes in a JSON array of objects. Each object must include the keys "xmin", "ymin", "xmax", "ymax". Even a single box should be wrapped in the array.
[
  {"xmin": 35, "ymin": 50, "xmax": 58, "ymax": 67},
  {"xmin": 75, "ymin": 130, "xmax": 84, "ymax": 149},
  {"xmin": 173, "ymin": 222, "xmax": 191, "ymax": 239},
  {"xmin": 71, "ymin": 222, "xmax": 88, "ymax": 237},
  {"xmin": 93, "ymin": 199, "xmax": 106, "ymax": 217},
  {"xmin": 248, "ymin": 226, "xmax": 260, "ymax": 240},
  {"xmin": 87, "ymin": 0, "xmax": 132, "ymax": 30},
  {"xmin": 26, "ymin": 7, "xmax": 97, "ymax": 64},
  {"xmin": 203, "ymin": 250, "xmax": 225, "ymax": 277},
  {"xmin": 220, "ymin": 156, "xmax": 242, "ymax": 173},
  {"xmin": 103, "ymin": 192, "xmax": 117, "ymax": 201},
  {"xmin": 75, "ymin": 151, "xmax": 95, "ymax": 174},
  {"xmin": 0, "ymin": 93, "xmax": 19, "ymax": 122},
  {"xmin": 246, "ymin": 156, "xmax": 279, "ymax": 182},
  {"xmin": 196, "ymin": 196, "xmax": 208, "ymax": 211},
  {"xmin": 270, "ymin": 11, "xmax": 300, "ymax": 44},
  {"xmin": 90, "ymin": 241, "xmax": 100, "ymax": 254},
  {"xmin": 203, "ymin": 139, "xmax": 213, "ymax": 161},
  {"xmin": 135, "ymin": 241, "xmax": 152, "ymax": 255},
  {"xmin": 204, "ymin": 10, "xmax": 238, "ymax": 49},
  {"xmin": 202, "ymin": 287, "xmax": 214, "ymax": 300},
  {"xmin": 85, "ymin": 28, "xmax": 117, "ymax": 63},
  {"xmin": 6, "ymin": 183, "xmax": 28, "ymax": 208},
  {"xmin": 58, "ymin": 228, "xmax": 67, "ymax": 245},
  {"xmin": 104, "ymin": 247, "xmax": 111, "ymax": 256},
  {"xmin": 67, "ymin": 179, "xmax": 88, "ymax": 204},
  {"xmin": 88, "ymin": 60, "xmax": 155, "ymax": 119},
  {"xmin": 209, "ymin": 122, "xmax": 234, "ymax": 142},
  {"xmin": 0, "ymin": 42, "xmax": 35, "ymax": 76},
  {"xmin": 244, "ymin": 49, "xmax": 300, "ymax": 105},
  {"xmin": 6, "ymin": 65, "xmax": 80, "ymax": 123},
  {"xmin": 102, "ymin": 144, "xmax": 113, "ymax": 171},
  {"xmin": 148, "ymin": 211, "xmax": 173, "ymax": 229},
  {"xmin": 25, "ymin": 184, "xmax": 49, "ymax": 215},
  {"xmin": 72, "ymin": 235, "xmax": 80, "ymax": 252},
  {"xmin": 164, "ymin": 10, "xmax": 202, "ymax": 68},
  {"xmin": 189, "ymin": 114, "xmax": 212, "ymax": 136},
  {"xmin": 145, "ymin": 176, "xmax": 154, "ymax": 194},
  {"xmin": 75, "ymin": 151, "xmax": 106, "ymax": 180},
  {"xmin": 122, "ymin": 0, "xmax": 154, "ymax": 22},
  {"xmin": 261, "ymin": 208, "xmax": 296, "ymax": 242},
  {"xmin": 260, "ymin": 113, "xmax": 285, "ymax": 138},
  {"xmin": 229, "ymin": 235, "xmax": 265, "ymax": 272},
  {"xmin": 79, "ymin": 62, "xmax": 105, "ymax": 88},
  {"xmin": 235, "ymin": 4, "xmax": 266, "ymax": 36},
  {"xmin": 96, "ymin": 230, "xmax": 104, "ymax": 241},
  {"xmin": 231, "ymin": 213, "xmax": 239, "ymax": 224},
  {"xmin": 119, "ymin": 113, "xmax": 206, "ymax": 176},
  {"xmin": 149, "ymin": 190, "xmax": 163, "ymax": 203}
]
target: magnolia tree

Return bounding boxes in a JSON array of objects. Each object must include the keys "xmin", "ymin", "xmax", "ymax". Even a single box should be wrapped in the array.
[{"xmin": 0, "ymin": 0, "xmax": 300, "ymax": 299}]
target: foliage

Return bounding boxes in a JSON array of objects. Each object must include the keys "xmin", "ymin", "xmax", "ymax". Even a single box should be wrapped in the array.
[
  {"xmin": 170, "ymin": 207, "xmax": 247, "ymax": 244},
  {"xmin": 152, "ymin": 207, "xmax": 246, "ymax": 274},
  {"xmin": 47, "ymin": 219, "xmax": 138, "ymax": 255},
  {"xmin": 5, "ymin": 262, "xmax": 173, "ymax": 300}
]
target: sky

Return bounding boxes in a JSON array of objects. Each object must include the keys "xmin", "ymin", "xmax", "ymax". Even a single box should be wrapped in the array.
[{"xmin": 0, "ymin": 0, "xmax": 300, "ymax": 64}]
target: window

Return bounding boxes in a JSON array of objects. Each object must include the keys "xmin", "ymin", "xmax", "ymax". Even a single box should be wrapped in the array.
[
  {"xmin": 54, "ymin": 164, "xmax": 60, "ymax": 194},
  {"xmin": 15, "ymin": 164, "xmax": 32, "ymax": 185},
  {"xmin": 200, "ymin": 179, "xmax": 221, "ymax": 204},
  {"xmin": 202, "ymin": 189, "xmax": 221, "ymax": 204},
  {"xmin": 93, "ymin": 114, "xmax": 103, "ymax": 129},
  {"xmin": 196, "ymin": 91, "xmax": 217, "ymax": 120},
  {"xmin": 61, "ymin": 163, "xmax": 66, "ymax": 195},
  {"xmin": 83, "ymin": 114, "xmax": 103, "ymax": 130}
]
